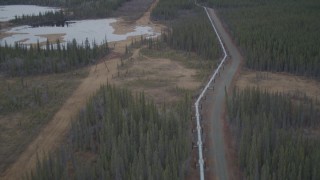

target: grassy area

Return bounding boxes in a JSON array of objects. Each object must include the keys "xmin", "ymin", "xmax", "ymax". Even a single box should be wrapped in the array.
[
  {"xmin": 140, "ymin": 47, "xmax": 217, "ymax": 82},
  {"xmin": 236, "ymin": 70, "xmax": 320, "ymax": 100},
  {"xmin": 111, "ymin": 46, "xmax": 203, "ymax": 104},
  {"xmin": 126, "ymin": 77, "xmax": 174, "ymax": 88},
  {"xmin": 0, "ymin": 68, "xmax": 88, "ymax": 174}
]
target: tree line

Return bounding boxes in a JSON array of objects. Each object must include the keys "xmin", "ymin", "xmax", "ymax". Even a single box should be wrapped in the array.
[
  {"xmin": 203, "ymin": 0, "xmax": 320, "ymax": 79},
  {"xmin": 151, "ymin": 0, "xmax": 194, "ymax": 20},
  {"xmin": 65, "ymin": 0, "xmax": 128, "ymax": 19},
  {"xmin": 23, "ymin": 84, "xmax": 192, "ymax": 180},
  {"xmin": 0, "ymin": 39, "xmax": 109, "ymax": 76},
  {"xmin": 10, "ymin": 10, "xmax": 67, "ymax": 27},
  {"xmin": 227, "ymin": 87, "xmax": 320, "ymax": 180},
  {"xmin": 150, "ymin": 0, "xmax": 222, "ymax": 60},
  {"xmin": 1, "ymin": 0, "xmax": 130, "ymax": 19},
  {"xmin": 162, "ymin": 12, "xmax": 221, "ymax": 60}
]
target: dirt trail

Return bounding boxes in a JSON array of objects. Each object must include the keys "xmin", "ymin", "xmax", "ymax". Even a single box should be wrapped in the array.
[
  {"xmin": 1, "ymin": 57, "xmax": 120, "ymax": 180},
  {"xmin": 111, "ymin": 0, "xmax": 163, "ymax": 34},
  {"xmin": 202, "ymin": 8, "xmax": 242, "ymax": 180},
  {"xmin": 1, "ymin": 2, "xmax": 161, "ymax": 179}
]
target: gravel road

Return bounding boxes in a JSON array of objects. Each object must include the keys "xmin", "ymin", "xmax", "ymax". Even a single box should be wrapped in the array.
[{"xmin": 202, "ymin": 8, "xmax": 242, "ymax": 180}]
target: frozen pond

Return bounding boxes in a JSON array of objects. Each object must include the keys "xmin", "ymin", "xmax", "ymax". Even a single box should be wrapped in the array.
[
  {"xmin": 0, "ymin": 5, "xmax": 60, "ymax": 22},
  {"xmin": 0, "ymin": 18, "xmax": 159, "ymax": 47}
]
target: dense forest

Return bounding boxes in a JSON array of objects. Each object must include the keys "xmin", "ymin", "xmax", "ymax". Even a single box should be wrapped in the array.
[
  {"xmin": 0, "ymin": 0, "xmax": 133, "ymax": 19},
  {"xmin": 0, "ymin": 39, "xmax": 109, "ymax": 76},
  {"xmin": 151, "ymin": 0, "xmax": 221, "ymax": 60},
  {"xmin": 0, "ymin": 0, "xmax": 62, "ymax": 6},
  {"xmin": 227, "ymin": 88, "xmax": 320, "ymax": 179},
  {"xmin": 202, "ymin": 0, "xmax": 320, "ymax": 78},
  {"xmin": 24, "ymin": 85, "xmax": 191, "ymax": 180},
  {"xmin": 163, "ymin": 13, "xmax": 221, "ymax": 60},
  {"xmin": 65, "ymin": 0, "xmax": 130, "ymax": 19},
  {"xmin": 151, "ymin": 0, "xmax": 194, "ymax": 20},
  {"xmin": 10, "ymin": 11, "xmax": 67, "ymax": 27}
]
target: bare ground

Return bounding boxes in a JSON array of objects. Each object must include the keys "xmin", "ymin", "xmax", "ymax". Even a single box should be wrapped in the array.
[
  {"xmin": 111, "ymin": 0, "xmax": 164, "ymax": 35},
  {"xmin": 35, "ymin": 33, "xmax": 66, "ymax": 43},
  {"xmin": 0, "ymin": 1, "xmax": 201, "ymax": 179},
  {"xmin": 112, "ymin": 0, "xmax": 154, "ymax": 21}
]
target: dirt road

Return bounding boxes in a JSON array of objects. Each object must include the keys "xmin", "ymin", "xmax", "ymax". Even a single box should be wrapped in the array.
[
  {"xmin": 0, "ymin": 1, "xmax": 161, "ymax": 179},
  {"xmin": 0, "ymin": 57, "xmax": 119, "ymax": 180},
  {"xmin": 202, "ymin": 8, "xmax": 242, "ymax": 180}
]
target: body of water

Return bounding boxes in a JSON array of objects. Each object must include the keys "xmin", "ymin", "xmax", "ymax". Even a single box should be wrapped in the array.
[
  {"xmin": 0, "ymin": 5, "xmax": 159, "ymax": 48},
  {"xmin": 1, "ymin": 18, "xmax": 159, "ymax": 47}
]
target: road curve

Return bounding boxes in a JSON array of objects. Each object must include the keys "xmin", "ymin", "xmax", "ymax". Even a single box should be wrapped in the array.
[{"xmin": 203, "ymin": 8, "xmax": 242, "ymax": 180}]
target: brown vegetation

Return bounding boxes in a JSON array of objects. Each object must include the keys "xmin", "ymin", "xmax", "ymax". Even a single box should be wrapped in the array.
[{"xmin": 236, "ymin": 70, "xmax": 320, "ymax": 99}]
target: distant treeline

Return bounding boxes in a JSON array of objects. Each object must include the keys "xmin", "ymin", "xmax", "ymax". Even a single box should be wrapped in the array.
[
  {"xmin": 10, "ymin": 10, "xmax": 67, "ymax": 27},
  {"xmin": 1, "ymin": 0, "xmax": 130, "ymax": 19},
  {"xmin": 202, "ymin": 0, "xmax": 320, "ymax": 79},
  {"xmin": 163, "ymin": 12, "xmax": 221, "ymax": 60},
  {"xmin": 227, "ymin": 87, "xmax": 320, "ymax": 179},
  {"xmin": 65, "ymin": 0, "xmax": 128, "ymax": 19},
  {"xmin": 0, "ymin": 39, "xmax": 109, "ymax": 76},
  {"xmin": 24, "ymin": 85, "xmax": 191, "ymax": 180},
  {"xmin": 0, "ymin": 0, "xmax": 62, "ymax": 6},
  {"xmin": 151, "ymin": 0, "xmax": 221, "ymax": 60},
  {"xmin": 151, "ymin": 0, "xmax": 194, "ymax": 20}
]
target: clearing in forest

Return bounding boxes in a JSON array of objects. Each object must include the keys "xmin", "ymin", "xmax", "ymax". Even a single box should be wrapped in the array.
[
  {"xmin": 0, "ymin": 0, "xmax": 209, "ymax": 179},
  {"xmin": 236, "ymin": 70, "xmax": 320, "ymax": 99}
]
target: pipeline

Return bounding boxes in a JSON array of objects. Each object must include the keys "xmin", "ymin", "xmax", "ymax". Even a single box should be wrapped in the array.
[{"xmin": 193, "ymin": 3, "xmax": 228, "ymax": 180}]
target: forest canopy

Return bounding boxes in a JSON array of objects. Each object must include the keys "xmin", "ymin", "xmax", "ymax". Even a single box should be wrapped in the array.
[
  {"xmin": 24, "ymin": 85, "xmax": 191, "ymax": 180},
  {"xmin": 0, "ymin": 39, "xmax": 109, "ymax": 76},
  {"xmin": 227, "ymin": 87, "xmax": 320, "ymax": 179},
  {"xmin": 202, "ymin": 0, "xmax": 320, "ymax": 79}
]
